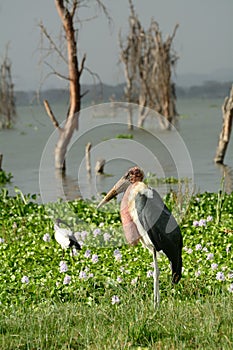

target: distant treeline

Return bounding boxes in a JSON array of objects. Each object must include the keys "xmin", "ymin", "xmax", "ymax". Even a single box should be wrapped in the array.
[
  {"xmin": 15, "ymin": 81, "xmax": 232, "ymax": 106},
  {"xmin": 176, "ymin": 81, "xmax": 232, "ymax": 99}
]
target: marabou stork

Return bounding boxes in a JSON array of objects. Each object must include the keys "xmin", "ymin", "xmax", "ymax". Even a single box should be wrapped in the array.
[
  {"xmin": 97, "ymin": 166, "xmax": 183, "ymax": 306},
  {"xmin": 54, "ymin": 219, "xmax": 81, "ymax": 257}
]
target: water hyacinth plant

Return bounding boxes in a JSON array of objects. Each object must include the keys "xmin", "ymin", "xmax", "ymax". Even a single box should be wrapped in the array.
[
  {"xmin": 0, "ymin": 188, "xmax": 232, "ymax": 348},
  {"xmin": 0, "ymin": 189, "xmax": 232, "ymax": 303}
]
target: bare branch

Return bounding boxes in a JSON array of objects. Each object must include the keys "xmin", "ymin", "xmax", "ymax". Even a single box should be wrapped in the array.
[
  {"xmin": 39, "ymin": 21, "xmax": 68, "ymax": 64},
  {"xmin": 84, "ymin": 66, "xmax": 102, "ymax": 85},
  {"xmin": 44, "ymin": 61, "xmax": 70, "ymax": 81},
  {"xmin": 43, "ymin": 99, "xmax": 61, "ymax": 130},
  {"xmin": 70, "ymin": 0, "xmax": 78, "ymax": 18},
  {"xmin": 95, "ymin": 0, "xmax": 112, "ymax": 25},
  {"xmin": 79, "ymin": 53, "xmax": 86, "ymax": 75},
  {"xmin": 170, "ymin": 23, "xmax": 179, "ymax": 42},
  {"xmin": 80, "ymin": 89, "xmax": 89, "ymax": 99}
]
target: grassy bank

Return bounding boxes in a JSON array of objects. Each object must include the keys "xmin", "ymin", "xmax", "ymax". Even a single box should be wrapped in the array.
[
  {"xmin": 0, "ymin": 188, "xmax": 232, "ymax": 349},
  {"xmin": 1, "ymin": 293, "xmax": 232, "ymax": 349}
]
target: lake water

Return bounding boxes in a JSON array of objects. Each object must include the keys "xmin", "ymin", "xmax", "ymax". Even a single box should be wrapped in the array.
[{"xmin": 1, "ymin": 98, "xmax": 233, "ymax": 203}]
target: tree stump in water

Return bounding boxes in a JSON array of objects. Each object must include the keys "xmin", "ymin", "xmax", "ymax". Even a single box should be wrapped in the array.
[
  {"xmin": 214, "ymin": 86, "xmax": 233, "ymax": 164},
  {"xmin": 95, "ymin": 159, "xmax": 105, "ymax": 175},
  {"xmin": 85, "ymin": 143, "xmax": 92, "ymax": 177}
]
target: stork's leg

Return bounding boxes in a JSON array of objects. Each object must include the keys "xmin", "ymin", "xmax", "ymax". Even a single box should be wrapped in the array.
[{"xmin": 153, "ymin": 248, "xmax": 160, "ymax": 307}]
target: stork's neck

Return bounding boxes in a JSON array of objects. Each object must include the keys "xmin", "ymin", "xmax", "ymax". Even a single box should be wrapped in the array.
[
  {"xmin": 120, "ymin": 182, "xmax": 143, "ymax": 246},
  {"xmin": 121, "ymin": 181, "xmax": 146, "ymax": 207}
]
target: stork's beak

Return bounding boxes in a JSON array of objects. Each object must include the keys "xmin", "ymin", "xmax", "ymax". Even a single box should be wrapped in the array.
[{"xmin": 97, "ymin": 176, "xmax": 130, "ymax": 208}]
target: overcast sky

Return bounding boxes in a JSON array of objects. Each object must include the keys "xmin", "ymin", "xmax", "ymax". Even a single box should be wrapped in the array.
[{"xmin": 0, "ymin": 0, "xmax": 233, "ymax": 90}]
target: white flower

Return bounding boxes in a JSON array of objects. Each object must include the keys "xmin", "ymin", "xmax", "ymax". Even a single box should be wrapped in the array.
[
  {"xmin": 84, "ymin": 249, "xmax": 91, "ymax": 258},
  {"xmin": 199, "ymin": 219, "xmax": 207, "ymax": 227},
  {"xmin": 79, "ymin": 271, "xmax": 87, "ymax": 279},
  {"xmin": 147, "ymin": 270, "xmax": 154, "ymax": 278},
  {"xmin": 91, "ymin": 254, "xmax": 98, "ymax": 263},
  {"xmin": 59, "ymin": 261, "xmax": 68, "ymax": 273},
  {"xmin": 193, "ymin": 220, "xmax": 199, "ymax": 227},
  {"xmin": 211, "ymin": 263, "xmax": 218, "ymax": 270},
  {"xmin": 43, "ymin": 233, "xmax": 51, "ymax": 242},
  {"xmin": 113, "ymin": 249, "xmax": 122, "ymax": 261},
  {"xmin": 216, "ymin": 272, "xmax": 225, "ymax": 281},
  {"xmin": 21, "ymin": 276, "xmax": 29, "ymax": 284},
  {"xmin": 187, "ymin": 248, "xmax": 193, "ymax": 254},
  {"xmin": 103, "ymin": 233, "xmax": 111, "ymax": 242},
  {"xmin": 72, "ymin": 247, "xmax": 78, "ymax": 256},
  {"xmin": 111, "ymin": 295, "xmax": 120, "ymax": 305},
  {"xmin": 131, "ymin": 278, "xmax": 138, "ymax": 285},
  {"xmin": 206, "ymin": 253, "xmax": 214, "ymax": 260},
  {"xmin": 63, "ymin": 275, "xmax": 71, "ymax": 285},
  {"xmin": 93, "ymin": 228, "xmax": 101, "ymax": 237}
]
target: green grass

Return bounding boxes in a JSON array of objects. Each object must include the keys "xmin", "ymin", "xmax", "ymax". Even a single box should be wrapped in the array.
[
  {"xmin": 0, "ymin": 188, "xmax": 232, "ymax": 349},
  {"xmin": 0, "ymin": 293, "xmax": 232, "ymax": 349}
]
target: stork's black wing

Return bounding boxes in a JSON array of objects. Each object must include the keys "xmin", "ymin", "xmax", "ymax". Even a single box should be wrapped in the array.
[{"xmin": 135, "ymin": 189, "xmax": 183, "ymax": 283}]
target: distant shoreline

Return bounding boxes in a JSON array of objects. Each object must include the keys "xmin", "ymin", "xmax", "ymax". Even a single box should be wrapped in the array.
[{"xmin": 14, "ymin": 80, "xmax": 232, "ymax": 106}]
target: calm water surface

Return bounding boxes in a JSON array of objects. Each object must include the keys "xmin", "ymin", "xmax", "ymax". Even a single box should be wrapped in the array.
[{"xmin": 1, "ymin": 98, "xmax": 233, "ymax": 202}]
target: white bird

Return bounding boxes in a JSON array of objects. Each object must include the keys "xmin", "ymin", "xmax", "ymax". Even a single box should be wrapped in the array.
[{"xmin": 54, "ymin": 218, "xmax": 81, "ymax": 257}]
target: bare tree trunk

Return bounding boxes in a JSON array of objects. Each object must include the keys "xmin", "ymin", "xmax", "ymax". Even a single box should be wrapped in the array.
[
  {"xmin": 0, "ymin": 46, "xmax": 16, "ymax": 129},
  {"xmin": 137, "ymin": 92, "xmax": 149, "ymax": 128},
  {"xmin": 85, "ymin": 142, "xmax": 92, "ymax": 177},
  {"xmin": 127, "ymin": 104, "xmax": 133, "ymax": 130},
  {"xmin": 43, "ymin": 1, "xmax": 86, "ymax": 171},
  {"xmin": 214, "ymin": 85, "xmax": 233, "ymax": 164}
]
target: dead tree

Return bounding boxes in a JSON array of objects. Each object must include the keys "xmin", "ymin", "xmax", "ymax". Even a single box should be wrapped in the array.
[
  {"xmin": 214, "ymin": 85, "xmax": 233, "ymax": 164},
  {"xmin": 40, "ymin": 0, "xmax": 110, "ymax": 171},
  {"xmin": 0, "ymin": 48, "xmax": 16, "ymax": 129},
  {"xmin": 119, "ymin": 0, "xmax": 142, "ymax": 129},
  {"xmin": 141, "ymin": 20, "xmax": 179, "ymax": 129},
  {"xmin": 119, "ymin": 0, "xmax": 179, "ymax": 129}
]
